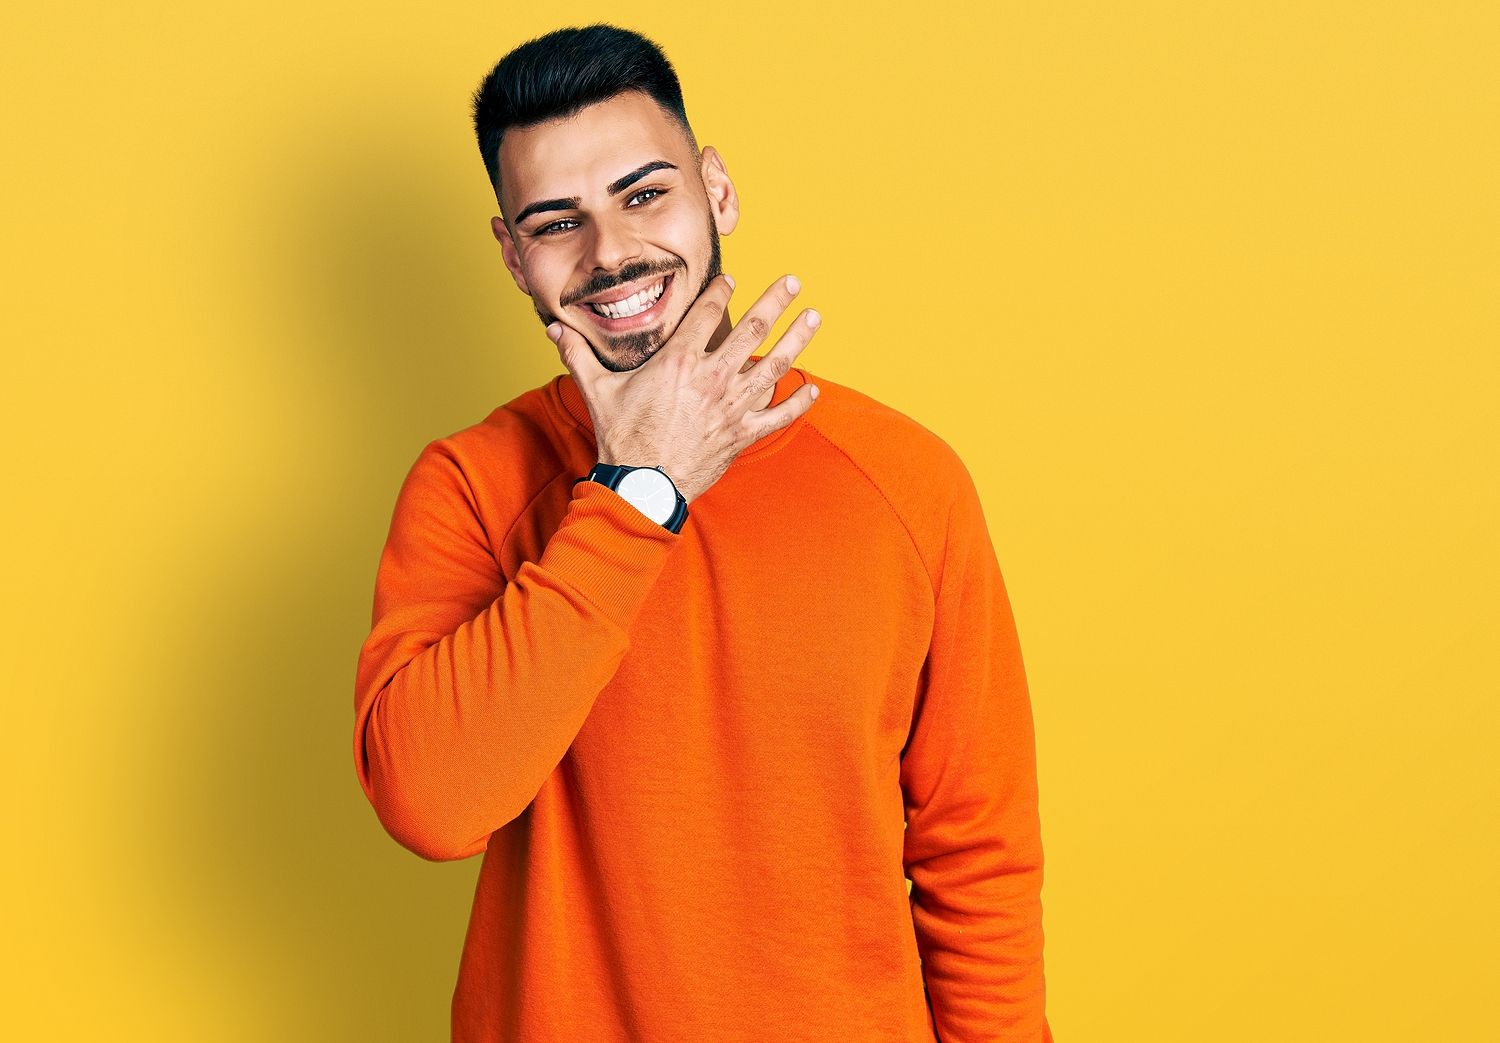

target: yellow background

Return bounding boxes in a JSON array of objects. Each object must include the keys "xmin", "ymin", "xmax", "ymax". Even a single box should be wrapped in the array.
[{"xmin": 4, "ymin": 2, "xmax": 1496, "ymax": 1039}]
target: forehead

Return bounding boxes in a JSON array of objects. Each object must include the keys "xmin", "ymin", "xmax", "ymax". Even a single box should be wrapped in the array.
[{"xmin": 499, "ymin": 90, "xmax": 690, "ymax": 212}]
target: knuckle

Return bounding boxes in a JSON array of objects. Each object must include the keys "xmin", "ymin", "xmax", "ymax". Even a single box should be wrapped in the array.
[
  {"xmin": 747, "ymin": 315, "xmax": 769, "ymax": 340},
  {"xmin": 736, "ymin": 421, "xmax": 764, "ymax": 450},
  {"xmin": 697, "ymin": 356, "xmax": 730, "ymax": 394}
]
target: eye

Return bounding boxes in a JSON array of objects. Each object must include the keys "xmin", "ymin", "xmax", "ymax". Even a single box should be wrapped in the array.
[{"xmin": 533, "ymin": 188, "xmax": 667, "ymax": 236}]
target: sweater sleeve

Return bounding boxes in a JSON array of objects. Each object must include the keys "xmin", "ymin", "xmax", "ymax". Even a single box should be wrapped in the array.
[
  {"xmin": 900, "ymin": 460, "xmax": 1053, "ymax": 1042},
  {"xmin": 352, "ymin": 441, "xmax": 682, "ymax": 862}
]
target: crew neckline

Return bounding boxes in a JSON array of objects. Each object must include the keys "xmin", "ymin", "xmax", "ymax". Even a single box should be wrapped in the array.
[{"xmin": 549, "ymin": 355, "xmax": 810, "ymax": 466}]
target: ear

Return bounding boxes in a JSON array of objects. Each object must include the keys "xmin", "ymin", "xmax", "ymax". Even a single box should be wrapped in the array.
[
  {"xmin": 491, "ymin": 215, "xmax": 532, "ymax": 296},
  {"xmin": 699, "ymin": 145, "xmax": 739, "ymax": 237}
]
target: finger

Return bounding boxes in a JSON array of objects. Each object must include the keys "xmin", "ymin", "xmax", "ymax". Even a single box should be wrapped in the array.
[
  {"xmin": 731, "ymin": 306, "xmax": 821, "ymax": 409},
  {"xmin": 548, "ymin": 320, "xmax": 606, "ymax": 385},
  {"xmin": 663, "ymin": 272, "xmax": 736, "ymax": 359},
  {"xmin": 740, "ymin": 381, "xmax": 820, "ymax": 444},
  {"xmin": 716, "ymin": 274, "xmax": 801, "ymax": 374}
]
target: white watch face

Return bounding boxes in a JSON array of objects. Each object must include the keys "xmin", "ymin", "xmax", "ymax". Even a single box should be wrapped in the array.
[{"xmin": 616, "ymin": 467, "xmax": 675, "ymax": 524}]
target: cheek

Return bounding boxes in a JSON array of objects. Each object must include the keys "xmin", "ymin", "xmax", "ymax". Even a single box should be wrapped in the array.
[
  {"xmin": 657, "ymin": 204, "xmax": 705, "ymax": 257},
  {"xmin": 520, "ymin": 249, "xmax": 571, "ymax": 304}
]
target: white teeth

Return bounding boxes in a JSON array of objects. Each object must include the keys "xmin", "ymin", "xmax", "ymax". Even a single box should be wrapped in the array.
[{"xmin": 589, "ymin": 278, "xmax": 665, "ymax": 319}]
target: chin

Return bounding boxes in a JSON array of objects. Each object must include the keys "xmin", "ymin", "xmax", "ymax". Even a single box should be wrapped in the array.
[{"xmin": 591, "ymin": 305, "xmax": 686, "ymax": 371}]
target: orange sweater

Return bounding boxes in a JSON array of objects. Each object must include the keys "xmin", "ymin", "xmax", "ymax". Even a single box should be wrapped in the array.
[{"xmin": 353, "ymin": 358, "xmax": 1053, "ymax": 1042}]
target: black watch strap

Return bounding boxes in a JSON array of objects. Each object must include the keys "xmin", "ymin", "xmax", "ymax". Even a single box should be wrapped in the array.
[{"xmin": 574, "ymin": 463, "xmax": 689, "ymax": 534}]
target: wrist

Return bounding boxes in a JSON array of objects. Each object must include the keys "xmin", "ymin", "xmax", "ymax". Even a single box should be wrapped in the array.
[{"xmin": 581, "ymin": 462, "xmax": 690, "ymax": 533}]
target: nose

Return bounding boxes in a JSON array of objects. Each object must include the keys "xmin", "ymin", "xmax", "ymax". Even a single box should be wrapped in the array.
[{"xmin": 582, "ymin": 210, "xmax": 643, "ymax": 276}]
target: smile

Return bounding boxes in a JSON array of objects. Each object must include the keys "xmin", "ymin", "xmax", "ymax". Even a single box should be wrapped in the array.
[{"xmin": 583, "ymin": 273, "xmax": 674, "ymax": 327}]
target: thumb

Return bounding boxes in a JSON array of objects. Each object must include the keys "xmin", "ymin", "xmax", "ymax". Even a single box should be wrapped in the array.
[{"xmin": 547, "ymin": 320, "xmax": 604, "ymax": 383}]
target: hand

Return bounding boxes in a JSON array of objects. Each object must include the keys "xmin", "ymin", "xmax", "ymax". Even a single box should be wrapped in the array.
[{"xmin": 548, "ymin": 273, "xmax": 822, "ymax": 506}]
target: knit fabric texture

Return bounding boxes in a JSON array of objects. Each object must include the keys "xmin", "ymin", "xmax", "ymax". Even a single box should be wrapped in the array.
[{"xmin": 353, "ymin": 358, "xmax": 1052, "ymax": 1042}]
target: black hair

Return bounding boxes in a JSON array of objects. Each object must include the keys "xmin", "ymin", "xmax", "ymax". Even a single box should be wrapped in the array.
[{"xmin": 470, "ymin": 23, "xmax": 699, "ymax": 222}]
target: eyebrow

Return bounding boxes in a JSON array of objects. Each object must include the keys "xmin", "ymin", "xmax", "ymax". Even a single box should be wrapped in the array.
[{"xmin": 513, "ymin": 160, "xmax": 679, "ymax": 228}]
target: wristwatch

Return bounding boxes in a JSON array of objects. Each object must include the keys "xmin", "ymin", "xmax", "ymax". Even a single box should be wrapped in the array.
[{"xmin": 574, "ymin": 462, "xmax": 689, "ymax": 534}]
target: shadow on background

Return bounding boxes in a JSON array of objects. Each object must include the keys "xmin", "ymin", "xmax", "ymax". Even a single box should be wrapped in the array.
[{"xmin": 135, "ymin": 101, "xmax": 549, "ymax": 1038}]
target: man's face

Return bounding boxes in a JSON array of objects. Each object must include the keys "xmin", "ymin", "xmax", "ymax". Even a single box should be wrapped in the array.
[{"xmin": 491, "ymin": 89, "xmax": 737, "ymax": 372}]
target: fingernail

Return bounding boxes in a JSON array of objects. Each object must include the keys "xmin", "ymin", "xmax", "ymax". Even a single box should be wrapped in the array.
[
  {"xmin": 806, "ymin": 309, "xmax": 821, "ymax": 328},
  {"xmin": 785, "ymin": 274, "xmax": 801, "ymax": 294},
  {"xmin": 546, "ymin": 323, "xmax": 562, "ymax": 342},
  {"xmin": 810, "ymin": 384, "xmax": 820, "ymax": 399},
  {"xmin": 723, "ymin": 273, "xmax": 735, "ymax": 288}
]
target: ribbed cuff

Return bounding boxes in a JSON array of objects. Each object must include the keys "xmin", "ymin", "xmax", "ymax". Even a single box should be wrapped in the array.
[{"xmin": 534, "ymin": 480, "xmax": 683, "ymax": 629}]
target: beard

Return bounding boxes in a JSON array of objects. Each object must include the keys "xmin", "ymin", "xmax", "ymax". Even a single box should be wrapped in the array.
[{"xmin": 533, "ymin": 206, "xmax": 723, "ymax": 373}]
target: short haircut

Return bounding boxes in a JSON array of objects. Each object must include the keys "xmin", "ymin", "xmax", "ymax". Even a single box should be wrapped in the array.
[{"xmin": 470, "ymin": 23, "xmax": 699, "ymax": 222}]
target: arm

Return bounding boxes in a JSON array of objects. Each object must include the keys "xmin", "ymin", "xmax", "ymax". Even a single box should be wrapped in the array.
[
  {"xmin": 352, "ymin": 440, "xmax": 681, "ymax": 861},
  {"xmin": 900, "ymin": 460, "xmax": 1053, "ymax": 1042}
]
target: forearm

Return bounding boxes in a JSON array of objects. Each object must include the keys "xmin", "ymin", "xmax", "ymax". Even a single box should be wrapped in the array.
[{"xmin": 354, "ymin": 471, "xmax": 680, "ymax": 861}]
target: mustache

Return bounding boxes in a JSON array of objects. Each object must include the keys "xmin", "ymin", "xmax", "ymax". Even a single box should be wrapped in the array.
[{"xmin": 567, "ymin": 261, "xmax": 680, "ymax": 305}]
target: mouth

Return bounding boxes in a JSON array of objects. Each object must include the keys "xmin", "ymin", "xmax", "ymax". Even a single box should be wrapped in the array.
[{"xmin": 579, "ymin": 272, "xmax": 675, "ymax": 331}]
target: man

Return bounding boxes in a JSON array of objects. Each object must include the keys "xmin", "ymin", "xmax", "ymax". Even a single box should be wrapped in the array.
[{"xmin": 353, "ymin": 22, "xmax": 1053, "ymax": 1043}]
